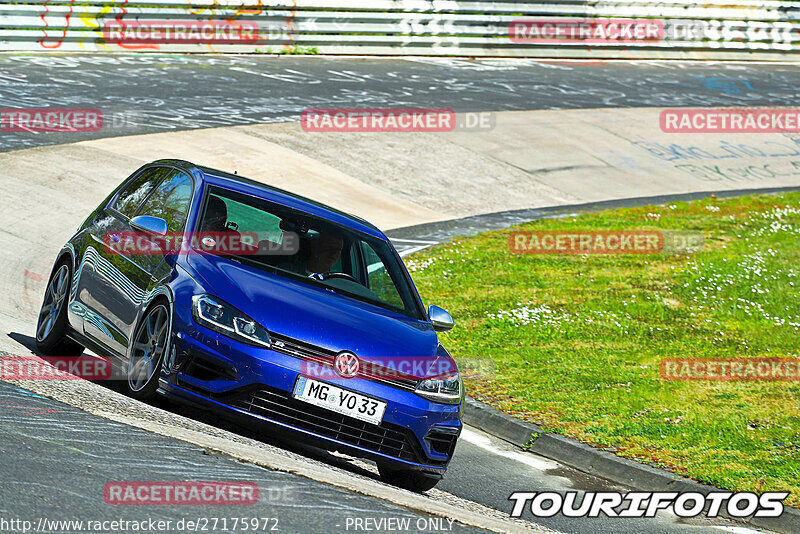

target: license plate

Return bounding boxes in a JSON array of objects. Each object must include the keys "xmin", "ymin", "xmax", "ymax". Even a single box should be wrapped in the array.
[{"xmin": 292, "ymin": 376, "xmax": 387, "ymax": 426}]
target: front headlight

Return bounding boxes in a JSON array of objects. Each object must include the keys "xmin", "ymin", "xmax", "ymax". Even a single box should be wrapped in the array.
[
  {"xmin": 191, "ymin": 294, "xmax": 271, "ymax": 347},
  {"xmin": 415, "ymin": 373, "xmax": 463, "ymax": 404}
]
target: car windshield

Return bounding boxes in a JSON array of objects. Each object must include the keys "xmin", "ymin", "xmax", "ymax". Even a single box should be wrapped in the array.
[{"xmin": 196, "ymin": 186, "xmax": 424, "ymax": 320}]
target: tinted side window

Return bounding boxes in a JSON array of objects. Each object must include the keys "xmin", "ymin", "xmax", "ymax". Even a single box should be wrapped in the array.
[
  {"xmin": 112, "ymin": 167, "xmax": 171, "ymax": 219},
  {"xmin": 135, "ymin": 171, "xmax": 193, "ymax": 232},
  {"xmin": 361, "ymin": 242, "xmax": 405, "ymax": 310},
  {"xmin": 223, "ymin": 195, "xmax": 283, "ymax": 243}
]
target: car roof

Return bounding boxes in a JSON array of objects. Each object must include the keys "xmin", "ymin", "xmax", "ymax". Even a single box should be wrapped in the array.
[{"xmin": 154, "ymin": 159, "xmax": 386, "ymax": 239}]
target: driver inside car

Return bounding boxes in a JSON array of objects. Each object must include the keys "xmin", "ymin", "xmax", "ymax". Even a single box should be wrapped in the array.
[
  {"xmin": 305, "ymin": 231, "xmax": 344, "ymax": 274},
  {"xmin": 279, "ymin": 230, "xmax": 344, "ymax": 276}
]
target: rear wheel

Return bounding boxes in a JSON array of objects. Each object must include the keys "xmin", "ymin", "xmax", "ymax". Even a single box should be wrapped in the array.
[
  {"xmin": 127, "ymin": 302, "xmax": 170, "ymax": 400},
  {"xmin": 35, "ymin": 262, "xmax": 83, "ymax": 356},
  {"xmin": 377, "ymin": 464, "xmax": 440, "ymax": 492}
]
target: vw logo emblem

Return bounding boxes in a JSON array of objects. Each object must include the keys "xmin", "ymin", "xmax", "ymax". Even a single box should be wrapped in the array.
[{"xmin": 334, "ymin": 352, "xmax": 359, "ymax": 378}]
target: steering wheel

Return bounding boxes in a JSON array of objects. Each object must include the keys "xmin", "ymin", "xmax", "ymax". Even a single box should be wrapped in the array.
[{"xmin": 310, "ymin": 272, "xmax": 360, "ymax": 283}]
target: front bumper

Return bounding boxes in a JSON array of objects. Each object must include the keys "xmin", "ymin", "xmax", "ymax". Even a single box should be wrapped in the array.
[{"xmin": 158, "ymin": 320, "xmax": 462, "ymax": 475}]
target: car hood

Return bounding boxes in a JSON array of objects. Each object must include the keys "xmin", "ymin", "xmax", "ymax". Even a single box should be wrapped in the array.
[{"xmin": 186, "ymin": 254, "xmax": 450, "ymax": 377}]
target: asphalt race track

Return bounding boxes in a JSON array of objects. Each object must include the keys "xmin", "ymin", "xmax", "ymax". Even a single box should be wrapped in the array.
[
  {"xmin": 2, "ymin": 55, "xmax": 800, "ymax": 152},
  {"xmin": 2, "ymin": 55, "xmax": 799, "ymax": 533}
]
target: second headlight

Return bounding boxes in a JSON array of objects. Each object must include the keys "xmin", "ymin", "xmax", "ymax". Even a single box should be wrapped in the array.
[{"xmin": 415, "ymin": 373, "xmax": 463, "ymax": 404}]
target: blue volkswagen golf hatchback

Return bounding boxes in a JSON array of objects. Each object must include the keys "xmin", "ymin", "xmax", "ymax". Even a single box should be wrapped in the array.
[{"xmin": 35, "ymin": 159, "xmax": 462, "ymax": 491}]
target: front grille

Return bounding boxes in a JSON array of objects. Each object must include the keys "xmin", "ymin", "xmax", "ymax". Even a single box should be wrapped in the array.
[
  {"xmin": 224, "ymin": 385, "xmax": 433, "ymax": 464},
  {"xmin": 269, "ymin": 333, "xmax": 419, "ymax": 393}
]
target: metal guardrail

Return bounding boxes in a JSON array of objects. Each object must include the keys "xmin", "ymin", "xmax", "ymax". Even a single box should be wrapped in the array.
[{"xmin": 1, "ymin": 1, "xmax": 799, "ymax": 58}]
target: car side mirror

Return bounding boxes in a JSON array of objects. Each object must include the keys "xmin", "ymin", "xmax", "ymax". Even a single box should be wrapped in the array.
[
  {"xmin": 130, "ymin": 215, "xmax": 168, "ymax": 236},
  {"xmin": 428, "ymin": 305, "xmax": 454, "ymax": 332}
]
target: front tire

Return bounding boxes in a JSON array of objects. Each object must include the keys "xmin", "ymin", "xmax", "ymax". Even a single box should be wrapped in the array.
[
  {"xmin": 377, "ymin": 464, "xmax": 440, "ymax": 492},
  {"xmin": 35, "ymin": 262, "xmax": 84, "ymax": 356},
  {"xmin": 127, "ymin": 302, "xmax": 170, "ymax": 400}
]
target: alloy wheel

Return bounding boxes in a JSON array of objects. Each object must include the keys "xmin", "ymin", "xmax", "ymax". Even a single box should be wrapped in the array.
[
  {"xmin": 36, "ymin": 265, "xmax": 69, "ymax": 342},
  {"xmin": 128, "ymin": 304, "xmax": 169, "ymax": 392}
]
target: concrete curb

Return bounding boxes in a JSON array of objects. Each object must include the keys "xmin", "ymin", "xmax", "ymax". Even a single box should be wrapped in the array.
[{"xmin": 463, "ymin": 397, "xmax": 800, "ymax": 534}]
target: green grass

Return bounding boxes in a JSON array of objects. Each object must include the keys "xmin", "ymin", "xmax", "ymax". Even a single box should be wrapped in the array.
[{"xmin": 406, "ymin": 192, "xmax": 800, "ymax": 505}]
